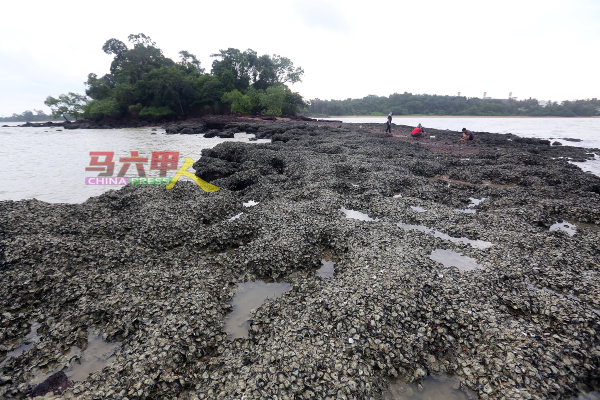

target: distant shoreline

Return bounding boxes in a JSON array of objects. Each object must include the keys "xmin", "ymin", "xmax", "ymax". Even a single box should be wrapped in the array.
[{"xmin": 311, "ymin": 115, "xmax": 600, "ymax": 119}]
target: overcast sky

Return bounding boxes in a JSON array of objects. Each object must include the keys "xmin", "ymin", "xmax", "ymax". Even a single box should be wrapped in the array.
[{"xmin": 1, "ymin": 0, "xmax": 599, "ymax": 116}]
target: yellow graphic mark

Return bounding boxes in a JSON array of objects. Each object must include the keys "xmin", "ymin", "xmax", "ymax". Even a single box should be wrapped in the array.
[{"xmin": 166, "ymin": 157, "xmax": 220, "ymax": 192}]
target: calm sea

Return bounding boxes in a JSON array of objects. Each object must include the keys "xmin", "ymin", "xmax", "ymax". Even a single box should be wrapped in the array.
[
  {"xmin": 0, "ymin": 118, "xmax": 598, "ymax": 203},
  {"xmin": 0, "ymin": 123, "xmax": 269, "ymax": 203}
]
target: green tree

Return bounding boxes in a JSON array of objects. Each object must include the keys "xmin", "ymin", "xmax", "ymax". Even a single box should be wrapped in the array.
[
  {"xmin": 83, "ymin": 98, "xmax": 120, "ymax": 118},
  {"xmin": 85, "ymin": 73, "xmax": 114, "ymax": 100},
  {"xmin": 222, "ymin": 90, "xmax": 252, "ymax": 114},
  {"xmin": 139, "ymin": 106, "xmax": 175, "ymax": 117},
  {"xmin": 281, "ymin": 88, "xmax": 309, "ymax": 115},
  {"xmin": 102, "ymin": 34, "xmax": 174, "ymax": 84},
  {"xmin": 211, "ymin": 48, "xmax": 252, "ymax": 92},
  {"xmin": 102, "ymin": 38, "xmax": 128, "ymax": 74},
  {"xmin": 44, "ymin": 92, "xmax": 88, "ymax": 121},
  {"xmin": 260, "ymin": 85, "xmax": 286, "ymax": 116},
  {"xmin": 178, "ymin": 50, "xmax": 205, "ymax": 73},
  {"xmin": 405, "ymin": 101, "xmax": 422, "ymax": 114},
  {"xmin": 133, "ymin": 66, "xmax": 192, "ymax": 116}
]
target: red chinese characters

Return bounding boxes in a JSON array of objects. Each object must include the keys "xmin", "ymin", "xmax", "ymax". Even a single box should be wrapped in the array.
[
  {"xmin": 85, "ymin": 152, "xmax": 115, "ymax": 177},
  {"xmin": 150, "ymin": 152, "xmax": 179, "ymax": 177},
  {"xmin": 87, "ymin": 151, "xmax": 181, "ymax": 178},
  {"xmin": 117, "ymin": 151, "xmax": 149, "ymax": 177}
]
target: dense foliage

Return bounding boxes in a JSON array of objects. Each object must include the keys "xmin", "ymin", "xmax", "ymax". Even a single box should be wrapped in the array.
[
  {"xmin": 308, "ymin": 93, "xmax": 600, "ymax": 117},
  {"xmin": 0, "ymin": 109, "xmax": 56, "ymax": 122},
  {"xmin": 44, "ymin": 34, "xmax": 307, "ymax": 120}
]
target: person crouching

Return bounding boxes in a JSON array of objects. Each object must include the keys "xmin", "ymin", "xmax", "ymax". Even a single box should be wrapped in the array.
[
  {"xmin": 411, "ymin": 123, "xmax": 425, "ymax": 138},
  {"xmin": 459, "ymin": 128, "xmax": 474, "ymax": 142}
]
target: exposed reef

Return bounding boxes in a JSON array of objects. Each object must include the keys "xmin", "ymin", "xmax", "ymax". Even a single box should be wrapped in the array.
[{"xmin": 1, "ymin": 121, "xmax": 599, "ymax": 399}]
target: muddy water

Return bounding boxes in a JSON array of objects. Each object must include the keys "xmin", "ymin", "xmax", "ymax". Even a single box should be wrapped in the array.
[
  {"xmin": 0, "ymin": 322, "xmax": 41, "ymax": 367},
  {"xmin": 550, "ymin": 220, "xmax": 600, "ymax": 236},
  {"xmin": 225, "ymin": 281, "xmax": 291, "ymax": 340},
  {"xmin": 316, "ymin": 260, "xmax": 335, "ymax": 278},
  {"xmin": 340, "ymin": 207, "xmax": 379, "ymax": 221},
  {"xmin": 397, "ymin": 222, "xmax": 493, "ymax": 250},
  {"xmin": 430, "ymin": 249, "xmax": 485, "ymax": 272},
  {"xmin": 381, "ymin": 375, "xmax": 474, "ymax": 400},
  {"xmin": 31, "ymin": 329, "xmax": 122, "ymax": 384}
]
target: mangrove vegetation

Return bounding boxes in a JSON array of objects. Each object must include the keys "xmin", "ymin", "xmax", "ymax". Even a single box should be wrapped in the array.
[
  {"xmin": 44, "ymin": 34, "xmax": 308, "ymax": 121},
  {"xmin": 308, "ymin": 93, "xmax": 600, "ymax": 117}
]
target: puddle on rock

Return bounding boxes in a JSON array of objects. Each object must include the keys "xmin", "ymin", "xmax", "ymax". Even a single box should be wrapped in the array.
[
  {"xmin": 316, "ymin": 259, "xmax": 335, "ymax": 278},
  {"xmin": 32, "ymin": 329, "xmax": 122, "ymax": 384},
  {"xmin": 381, "ymin": 375, "xmax": 474, "ymax": 400},
  {"xmin": 455, "ymin": 208, "xmax": 476, "ymax": 214},
  {"xmin": 455, "ymin": 197, "xmax": 485, "ymax": 214},
  {"xmin": 225, "ymin": 281, "xmax": 291, "ymax": 340},
  {"xmin": 549, "ymin": 220, "xmax": 577, "ymax": 236},
  {"xmin": 67, "ymin": 331, "xmax": 122, "ymax": 381},
  {"xmin": 340, "ymin": 207, "xmax": 379, "ymax": 221},
  {"xmin": 469, "ymin": 197, "xmax": 485, "ymax": 206},
  {"xmin": 550, "ymin": 220, "xmax": 600, "ymax": 236},
  {"xmin": 227, "ymin": 212, "xmax": 243, "ymax": 221},
  {"xmin": 430, "ymin": 249, "xmax": 485, "ymax": 272},
  {"xmin": 0, "ymin": 322, "xmax": 41, "ymax": 367},
  {"xmin": 398, "ymin": 222, "xmax": 493, "ymax": 250},
  {"xmin": 410, "ymin": 206, "xmax": 427, "ymax": 212}
]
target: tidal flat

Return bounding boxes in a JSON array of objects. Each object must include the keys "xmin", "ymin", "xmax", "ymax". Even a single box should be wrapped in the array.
[{"xmin": 1, "ymin": 121, "xmax": 599, "ymax": 399}]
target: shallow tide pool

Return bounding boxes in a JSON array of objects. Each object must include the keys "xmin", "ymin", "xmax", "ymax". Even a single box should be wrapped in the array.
[{"xmin": 225, "ymin": 281, "xmax": 291, "ymax": 340}]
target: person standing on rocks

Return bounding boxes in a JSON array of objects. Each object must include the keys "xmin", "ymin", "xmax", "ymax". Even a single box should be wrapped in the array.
[
  {"xmin": 459, "ymin": 128, "xmax": 474, "ymax": 142},
  {"xmin": 385, "ymin": 112, "xmax": 393, "ymax": 134}
]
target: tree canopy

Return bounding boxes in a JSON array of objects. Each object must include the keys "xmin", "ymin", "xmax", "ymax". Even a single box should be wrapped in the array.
[
  {"xmin": 0, "ymin": 109, "xmax": 55, "ymax": 122},
  {"xmin": 44, "ymin": 92, "xmax": 88, "ymax": 121},
  {"xmin": 44, "ymin": 34, "xmax": 307, "ymax": 121},
  {"xmin": 308, "ymin": 93, "xmax": 600, "ymax": 117}
]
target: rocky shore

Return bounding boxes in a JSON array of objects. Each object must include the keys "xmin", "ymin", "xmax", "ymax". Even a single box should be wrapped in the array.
[{"xmin": 1, "ymin": 121, "xmax": 599, "ymax": 400}]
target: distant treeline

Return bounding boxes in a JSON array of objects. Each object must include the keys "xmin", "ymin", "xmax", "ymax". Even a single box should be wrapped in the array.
[
  {"xmin": 43, "ymin": 34, "xmax": 307, "ymax": 121},
  {"xmin": 308, "ymin": 93, "xmax": 600, "ymax": 117},
  {"xmin": 0, "ymin": 109, "xmax": 57, "ymax": 122}
]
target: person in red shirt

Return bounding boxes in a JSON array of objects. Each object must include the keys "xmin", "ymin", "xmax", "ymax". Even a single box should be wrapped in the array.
[{"xmin": 411, "ymin": 123, "xmax": 425, "ymax": 138}]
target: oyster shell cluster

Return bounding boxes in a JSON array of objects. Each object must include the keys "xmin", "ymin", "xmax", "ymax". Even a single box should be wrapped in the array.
[{"xmin": 1, "ymin": 121, "xmax": 599, "ymax": 399}]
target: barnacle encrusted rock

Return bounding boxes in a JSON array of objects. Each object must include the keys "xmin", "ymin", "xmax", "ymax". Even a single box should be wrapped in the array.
[{"xmin": 1, "ymin": 121, "xmax": 599, "ymax": 399}]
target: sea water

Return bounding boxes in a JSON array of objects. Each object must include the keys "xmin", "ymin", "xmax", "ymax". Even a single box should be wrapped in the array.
[
  {"xmin": 0, "ymin": 123, "xmax": 269, "ymax": 203},
  {"xmin": 1, "ymin": 118, "xmax": 598, "ymax": 204}
]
